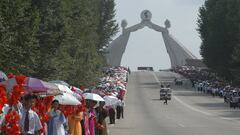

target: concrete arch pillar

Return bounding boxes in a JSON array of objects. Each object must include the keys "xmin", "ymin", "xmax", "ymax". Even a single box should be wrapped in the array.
[{"xmin": 105, "ymin": 10, "xmax": 197, "ymax": 68}]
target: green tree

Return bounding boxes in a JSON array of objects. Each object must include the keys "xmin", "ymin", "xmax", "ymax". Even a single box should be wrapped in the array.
[
  {"xmin": 32, "ymin": 0, "xmax": 65, "ymax": 80},
  {"xmin": 0, "ymin": 0, "xmax": 119, "ymax": 86},
  {"xmin": 53, "ymin": 0, "xmax": 107, "ymax": 86},
  {"xmin": 197, "ymin": 0, "xmax": 240, "ymax": 81},
  {"xmin": 0, "ymin": 0, "xmax": 40, "ymax": 75},
  {"xmin": 97, "ymin": 0, "xmax": 119, "ymax": 49},
  {"xmin": 231, "ymin": 43, "xmax": 240, "ymax": 85}
]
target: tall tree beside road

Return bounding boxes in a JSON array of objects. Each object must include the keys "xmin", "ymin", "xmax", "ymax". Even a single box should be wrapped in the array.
[
  {"xmin": 97, "ymin": 0, "xmax": 119, "ymax": 49},
  {"xmin": 0, "ymin": 0, "xmax": 119, "ymax": 86},
  {"xmin": 0, "ymin": 0, "xmax": 40, "ymax": 75},
  {"xmin": 231, "ymin": 43, "xmax": 240, "ymax": 85},
  {"xmin": 54, "ymin": 0, "xmax": 105, "ymax": 86},
  {"xmin": 197, "ymin": 0, "xmax": 240, "ymax": 82},
  {"xmin": 32, "ymin": 0, "xmax": 65, "ymax": 80}
]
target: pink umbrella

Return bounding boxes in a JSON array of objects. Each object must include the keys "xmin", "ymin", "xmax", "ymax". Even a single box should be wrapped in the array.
[
  {"xmin": 1, "ymin": 77, "xmax": 61, "ymax": 95},
  {"xmin": 24, "ymin": 77, "xmax": 61, "ymax": 95}
]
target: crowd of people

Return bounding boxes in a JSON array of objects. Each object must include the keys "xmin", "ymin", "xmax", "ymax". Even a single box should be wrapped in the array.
[
  {"xmin": 173, "ymin": 66, "xmax": 240, "ymax": 108},
  {"xmin": 0, "ymin": 66, "xmax": 129, "ymax": 135}
]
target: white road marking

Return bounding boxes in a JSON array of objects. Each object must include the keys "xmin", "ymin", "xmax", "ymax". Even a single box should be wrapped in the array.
[
  {"xmin": 173, "ymin": 96, "xmax": 211, "ymax": 116},
  {"xmin": 152, "ymin": 72, "xmax": 212, "ymax": 116},
  {"xmin": 221, "ymin": 117, "xmax": 240, "ymax": 120},
  {"xmin": 220, "ymin": 117, "xmax": 240, "ymax": 125},
  {"xmin": 152, "ymin": 72, "xmax": 161, "ymax": 83},
  {"xmin": 166, "ymin": 115, "xmax": 172, "ymax": 119},
  {"xmin": 178, "ymin": 123, "xmax": 185, "ymax": 127}
]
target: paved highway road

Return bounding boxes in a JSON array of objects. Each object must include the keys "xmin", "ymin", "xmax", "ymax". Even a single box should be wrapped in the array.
[{"xmin": 109, "ymin": 71, "xmax": 240, "ymax": 135}]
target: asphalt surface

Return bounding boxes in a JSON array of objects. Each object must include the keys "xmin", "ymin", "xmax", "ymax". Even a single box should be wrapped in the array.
[{"xmin": 109, "ymin": 71, "xmax": 240, "ymax": 135}]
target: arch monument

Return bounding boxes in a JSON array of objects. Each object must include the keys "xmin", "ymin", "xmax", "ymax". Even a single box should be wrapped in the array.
[{"xmin": 105, "ymin": 10, "xmax": 198, "ymax": 68}]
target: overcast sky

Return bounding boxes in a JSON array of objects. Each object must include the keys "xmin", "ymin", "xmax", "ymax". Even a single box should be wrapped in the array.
[{"xmin": 114, "ymin": 0, "xmax": 205, "ymax": 70}]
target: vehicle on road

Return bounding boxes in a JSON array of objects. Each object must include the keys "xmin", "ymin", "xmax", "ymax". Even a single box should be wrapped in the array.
[
  {"xmin": 160, "ymin": 87, "xmax": 172, "ymax": 100},
  {"xmin": 229, "ymin": 91, "xmax": 240, "ymax": 108},
  {"xmin": 174, "ymin": 78, "xmax": 183, "ymax": 85},
  {"xmin": 224, "ymin": 90, "xmax": 231, "ymax": 103},
  {"xmin": 224, "ymin": 90, "xmax": 240, "ymax": 108},
  {"xmin": 137, "ymin": 67, "xmax": 154, "ymax": 71}
]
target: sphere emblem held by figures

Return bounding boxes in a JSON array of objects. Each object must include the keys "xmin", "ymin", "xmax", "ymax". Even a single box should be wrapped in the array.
[{"xmin": 141, "ymin": 10, "xmax": 152, "ymax": 21}]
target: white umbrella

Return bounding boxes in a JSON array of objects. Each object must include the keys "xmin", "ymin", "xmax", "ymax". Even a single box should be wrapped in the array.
[
  {"xmin": 72, "ymin": 92, "xmax": 82, "ymax": 101},
  {"xmin": 49, "ymin": 80, "xmax": 70, "ymax": 87},
  {"xmin": 53, "ymin": 93, "xmax": 80, "ymax": 105},
  {"xmin": 71, "ymin": 86, "xmax": 83, "ymax": 95},
  {"xmin": 83, "ymin": 93, "xmax": 104, "ymax": 101},
  {"xmin": 103, "ymin": 95, "xmax": 119, "ymax": 106},
  {"xmin": 111, "ymin": 92, "xmax": 118, "ymax": 97},
  {"xmin": 55, "ymin": 84, "xmax": 73, "ymax": 94},
  {"xmin": 117, "ymin": 83, "xmax": 125, "ymax": 88},
  {"xmin": 0, "ymin": 71, "xmax": 8, "ymax": 82}
]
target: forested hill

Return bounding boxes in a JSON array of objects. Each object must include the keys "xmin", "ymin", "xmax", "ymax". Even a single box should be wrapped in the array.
[{"xmin": 0, "ymin": 0, "xmax": 119, "ymax": 86}]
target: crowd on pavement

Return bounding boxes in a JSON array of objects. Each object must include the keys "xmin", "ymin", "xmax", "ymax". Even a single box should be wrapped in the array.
[
  {"xmin": 173, "ymin": 66, "xmax": 240, "ymax": 109},
  {"xmin": 0, "ymin": 66, "xmax": 129, "ymax": 135}
]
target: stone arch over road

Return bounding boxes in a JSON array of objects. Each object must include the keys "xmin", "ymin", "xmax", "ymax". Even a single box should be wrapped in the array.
[{"xmin": 105, "ymin": 10, "xmax": 197, "ymax": 68}]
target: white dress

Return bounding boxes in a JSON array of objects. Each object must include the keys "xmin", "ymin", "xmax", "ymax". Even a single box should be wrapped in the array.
[{"xmin": 47, "ymin": 110, "xmax": 66, "ymax": 135}]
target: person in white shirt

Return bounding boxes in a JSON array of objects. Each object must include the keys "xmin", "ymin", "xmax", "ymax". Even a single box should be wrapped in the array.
[
  {"xmin": 116, "ymin": 99, "xmax": 125, "ymax": 119},
  {"xmin": 20, "ymin": 94, "xmax": 42, "ymax": 135}
]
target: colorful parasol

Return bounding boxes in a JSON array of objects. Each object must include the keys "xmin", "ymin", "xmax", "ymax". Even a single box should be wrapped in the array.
[
  {"xmin": 83, "ymin": 93, "xmax": 104, "ymax": 102},
  {"xmin": 0, "ymin": 71, "xmax": 8, "ymax": 82},
  {"xmin": 49, "ymin": 80, "xmax": 70, "ymax": 87},
  {"xmin": 103, "ymin": 95, "xmax": 118, "ymax": 106},
  {"xmin": 55, "ymin": 84, "xmax": 73, "ymax": 95},
  {"xmin": 24, "ymin": 77, "xmax": 61, "ymax": 95},
  {"xmin": 53, "ymin": 93, "xmax": 81, "ymax": 105},
  {"xmin": 1, "ymin": 77, "xmax": 61, "ymax": 95}
]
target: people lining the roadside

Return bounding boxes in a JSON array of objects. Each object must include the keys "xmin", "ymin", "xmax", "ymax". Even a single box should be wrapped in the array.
[
  {"xmin": 173, "ymin": 66, "xmax": 240, "ymax": 109},
  {"xmin": 0, "ymin": 66, "xmax": 129, "ymax": 135},
  {"xmin": 95, "ymin": 101, "xmax": 108, "ymax": 135}
]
